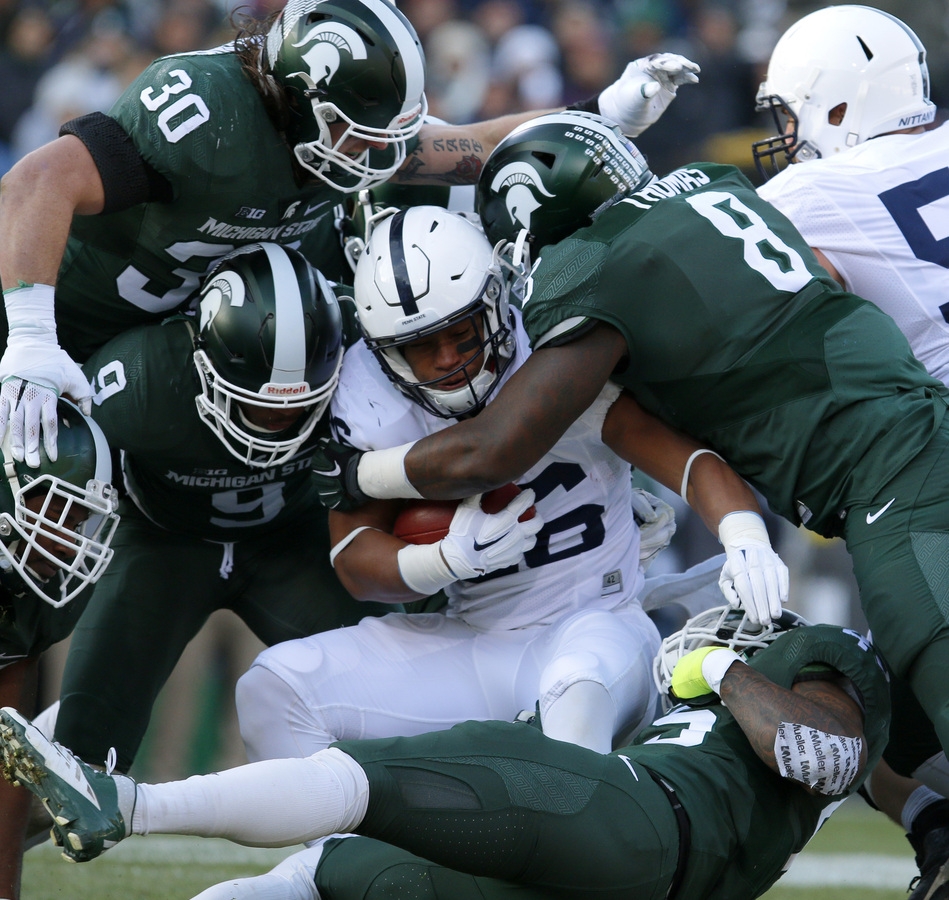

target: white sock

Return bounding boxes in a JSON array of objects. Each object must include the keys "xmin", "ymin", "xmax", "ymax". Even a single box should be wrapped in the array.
[
  {"xmin": 132, "ymin": 748, "xmax": 368, "ymax": 847},
  {"xmin": 541, "ymin": 680, "xmax": 616, "ymax": 753},
  {"xmin": 902, "ymin": 784, "xmax": 946, "ymax": 832},
  {"xmin": 913, "ymin": 752, "xmax": 949, "ymax": 799},
  {"xmin": 189, "ymin": 841, "xmax": 337, "ymax": 900}
]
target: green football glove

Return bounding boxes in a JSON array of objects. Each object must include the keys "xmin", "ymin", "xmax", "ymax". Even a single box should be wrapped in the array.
[
  {"xmin": 312, "ymin": 438, "xmax": 370, "ymax": 512},
  {"xmin": 671, "ymin": 646, "xmax": 744, "ymax": 701}
]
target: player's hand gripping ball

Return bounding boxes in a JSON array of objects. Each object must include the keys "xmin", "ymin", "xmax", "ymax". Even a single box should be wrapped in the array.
[{"xmin": 394, "ymin": 483, "xmax": 536, "ymax": 544}]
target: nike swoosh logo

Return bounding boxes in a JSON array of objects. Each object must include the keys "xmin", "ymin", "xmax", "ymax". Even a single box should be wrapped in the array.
[
  {"xmin": 305, "ymin": 201, "xmax": 331, "ymax": 217},
  {"xmin": 866, "ymin": 497, "xmax": 896, "ymax": 525},
  {"xmin": 472, "ymin": 536, "xmax": 504, "ymax": 552},
  {"xmin": 320, "ymin": 462, "xmax": 341, "ymax": 478}
]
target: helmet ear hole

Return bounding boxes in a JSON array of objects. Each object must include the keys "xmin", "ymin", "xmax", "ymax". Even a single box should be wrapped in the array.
[
  {"xmin": 530, "ymin": 150, "xmax": 557, "ymax": 170},
  {"xmin": 828, "ymin": 102, "xmax": 847, "ymax": 126}
]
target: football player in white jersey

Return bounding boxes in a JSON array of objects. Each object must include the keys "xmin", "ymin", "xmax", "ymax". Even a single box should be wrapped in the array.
[
  {"xmin": 211, "ymin": 206, "xmax": 787, "ymax": 899},
  {"xmin": 754, "ymin": 6, "xmax": 945, "ymax": 378},
  {"xmin": 753, "ymin": 8, "xmax": 949, "ymax": 896}
]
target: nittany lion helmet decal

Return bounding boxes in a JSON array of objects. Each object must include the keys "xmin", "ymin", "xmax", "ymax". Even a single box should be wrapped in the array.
[{"xmin": 266, "ymin": 0, "xmax": 427, "ymax": 192}]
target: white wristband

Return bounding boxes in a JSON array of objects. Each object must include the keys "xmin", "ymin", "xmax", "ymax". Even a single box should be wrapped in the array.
[
  {"xmin": 718, "ymin": 510, "xmax": 769, "ymax": 547},
  {"xmin": 701, "ymin": 647, "xmax": 744, "ymax": 694},
  {"xmin": 4, "ymin": 283, "xmax": 56, "ymax": 335},
  {"xmin": 679, "ymin": 447, "xmax": 725, "ymax": 502},
  {"xmin": 397, "ymin": 542, "xmax": 456, "ymax": 595},
  {"xmin": 357, "ymin": 442, "xmax": 424, "ymax": 500}
]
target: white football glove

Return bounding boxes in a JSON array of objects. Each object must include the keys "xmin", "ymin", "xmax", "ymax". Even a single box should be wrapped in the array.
[
  {"xmin": 718, "ymin": 511, "xmax": 789, "ymax": 627},
  {"xmin": 441, "ymin": 489, "xmax": 543, "ymax": 580},
  {"xmin": 598, "ymin": 54, "xmax": 701, "ymax": 137},
  {"xmin": 0, "ymin": 284, "xmax": 92, "ymax": 467},
  {"xmin": 630, "ymin": 487, "xmax": 676, "ymax": 571}
]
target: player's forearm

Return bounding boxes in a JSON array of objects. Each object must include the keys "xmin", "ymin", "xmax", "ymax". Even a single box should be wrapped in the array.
[
  {"xmin": 719, "ymin": 664, "xmax": 866, "ymax": 783},
  {"xmin": 393, "ymin": 326, "xmax": 627, "ymax": 499},
  {"xmin": 602, "ymin": 392, "xmax": 762, "ymax": 532},
  {"xmin": 680, "ymin": 451, "xmax": 762, "ymax": 534},
  {"xmin": 0, "ymin": 137, "xmax": 104, "ymax": 291},
  {"xmin": 393, "ymin": 111, "xmax": 557, "ymax": 186},
  {"xmin": 330, "ymin": 508, "xmax": 424, "ymax": 603},
  {"xmin": 333, "ymin": 532, "xmax": 428, "ymax": 603}
]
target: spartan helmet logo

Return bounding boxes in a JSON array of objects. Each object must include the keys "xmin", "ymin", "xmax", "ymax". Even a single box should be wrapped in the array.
[
  {"xmin": 490, "ymin": 161, "xmax": 555, "ymax": 235},
  {"xmin": 294, "ymin": 22, "xmax": 368, "ymax": 90},
  {"xmin": 199, "ymin": 270, "xmax": 244, "ymax": 331}
]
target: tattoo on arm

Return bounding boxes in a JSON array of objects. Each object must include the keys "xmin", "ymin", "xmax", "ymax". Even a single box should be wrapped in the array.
[
  {"xmin": 395, "ymin": 137, "xmax": 486, "ymax": 185},
  {"xmin": 720, "ymin": 665, "xmax": 864, "ymax": 774}
]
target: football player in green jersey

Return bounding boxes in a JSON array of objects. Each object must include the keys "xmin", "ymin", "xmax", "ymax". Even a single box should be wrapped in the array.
[
  {"xmin": 0, "ymin": 0, "xmax": 701, "ymax": 470},
  {"xmin": 0, "ymin": 606, "xmax": 890, "ymax": 900},
  {"xmin": 48, "ymin": 242, "xmax": 395, "ymax": 787},
  {"xmin": 0, "ymin": 399, "xmax": 118, "ymax": 900},
  {"xmin": 311, "ymin": 110, "xmax": 949, "ymax": 794}
]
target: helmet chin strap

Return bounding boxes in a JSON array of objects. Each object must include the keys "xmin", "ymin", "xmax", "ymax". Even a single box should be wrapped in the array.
[{"xmin": 0, "ymin": 458, "xmax": 23, "ymax": 541}]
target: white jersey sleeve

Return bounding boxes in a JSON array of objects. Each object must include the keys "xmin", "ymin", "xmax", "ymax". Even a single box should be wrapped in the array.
[
  {"xmin": 758, "ymin": 123, "xmax": 949, "ymax": 385},
  {"xmin": 329, "ymin": 311, "xmax": 645, "ymax": 630}
]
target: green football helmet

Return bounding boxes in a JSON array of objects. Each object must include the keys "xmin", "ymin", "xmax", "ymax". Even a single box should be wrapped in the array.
[
  {"xmin": 265, "ymin": 0, "xmax": 427, "ymax": 192},
  {"xmin": 0, "ymin": 399, "xmax": 118, "ymax": 608},
  {"xmin": 653, "ymin": 604, "xmax": 812, "ymax": 711},
  {"xmin": 194, "ymin": 243, "xmax": 344, "ymax": 468},
  {"xmin": 477, "ymin": 110, "xmax": 654, "ymax": 255}
]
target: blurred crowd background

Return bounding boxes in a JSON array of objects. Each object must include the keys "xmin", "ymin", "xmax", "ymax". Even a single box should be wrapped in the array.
[
  {"xmin": 12, "ymin": 0, "xmax": 948, "ymax": 778},
  {"xmin": 1, "ymin": 0, "xmax": 946, "ymax": 180}
]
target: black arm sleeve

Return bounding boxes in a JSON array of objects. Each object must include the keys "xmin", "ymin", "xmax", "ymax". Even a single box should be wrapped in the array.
[{"xmin": 59, "ymin": 112, "xmax": 173, "ymax": 213}]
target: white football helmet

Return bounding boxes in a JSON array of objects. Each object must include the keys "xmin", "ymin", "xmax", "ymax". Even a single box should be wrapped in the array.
[
  {"xmin": 653, "ymin": 604, "xmax": 811, "ymax": 711},
  {"xmin": 753, "ymin": 5, "xmax": 935, "ymax": 178},
  {"xmin": 354, "ymin": 206, "xmax": 515, "ymax": 418}
]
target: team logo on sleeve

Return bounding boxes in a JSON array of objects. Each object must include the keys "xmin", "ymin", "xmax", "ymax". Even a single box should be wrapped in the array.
[
  {"xmin": 293, "ymin": 22, "xmax": 368, "ymax": 89},
  {"xmin": 489, "ymin": 162, "xmax": 556, "ymax": 237}
]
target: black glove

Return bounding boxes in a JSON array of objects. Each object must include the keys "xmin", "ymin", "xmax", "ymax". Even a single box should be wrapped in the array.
[{"xmin": 312, "ymin": 438, "xmax": 371, "ymax": 511}]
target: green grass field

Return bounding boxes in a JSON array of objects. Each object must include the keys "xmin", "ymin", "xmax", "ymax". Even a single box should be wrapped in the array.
[{"xmin": 21, "ymin": 796, "xmax": 920, "ymax": 900}]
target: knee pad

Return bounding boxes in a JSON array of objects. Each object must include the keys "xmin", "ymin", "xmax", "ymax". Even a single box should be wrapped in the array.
[{"xmin": 237, "ymin": 664, "xmax": 334, "ymax": 762}]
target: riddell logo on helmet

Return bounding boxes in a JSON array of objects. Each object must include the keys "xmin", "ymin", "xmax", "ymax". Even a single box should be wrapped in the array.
[{"xmin": 263, "ymin": 384, "xmax": 309, "ymax": 396}]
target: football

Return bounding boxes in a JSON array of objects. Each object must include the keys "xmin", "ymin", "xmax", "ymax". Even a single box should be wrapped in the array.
[{"xmin": 393, "ymin": 483, "xmax": 536, "ymax": 544}]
